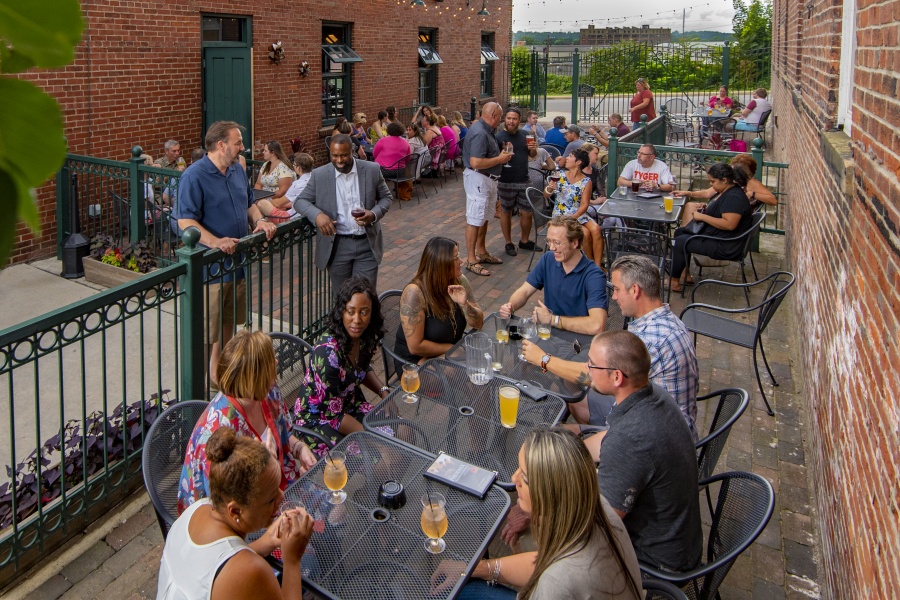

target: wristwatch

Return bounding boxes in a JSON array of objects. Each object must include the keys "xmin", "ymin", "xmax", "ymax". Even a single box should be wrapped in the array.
[{"xmin": 540, "ymin": 354, "xmax": 552, "ymax": 373}]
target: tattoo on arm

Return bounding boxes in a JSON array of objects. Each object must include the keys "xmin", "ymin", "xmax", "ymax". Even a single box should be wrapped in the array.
[
  {"xmin": 400, "ymin": 286, "xmax": 424, "ymax": 338},
  {"xmin": 576, "ymin": 372, "xmax": 591, "ymax": 387}
]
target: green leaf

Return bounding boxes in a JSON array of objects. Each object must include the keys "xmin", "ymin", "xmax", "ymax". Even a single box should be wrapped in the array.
[
  {"xmin": 0, "ymin": 78, "xmax": 67, "ymax": 189},
  {"xmin": 0, "ymin": 169, "xmax": 20, "ymax": 266},
  {"xmin": 0, "ymin": 0, "xmax": 84, "ymax": 71},
  {"xmin": 0, "ymin": 44, "xmax": 35, "ymax": 74}
]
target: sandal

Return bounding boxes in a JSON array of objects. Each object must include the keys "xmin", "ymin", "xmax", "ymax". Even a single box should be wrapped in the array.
[
  {"xmin": 466, "ymin": 262, "xmax": 491, "ymax": 277},
  {"xmin": 475, "ymin": 253, "xmax": 504, "ymax": 265}
]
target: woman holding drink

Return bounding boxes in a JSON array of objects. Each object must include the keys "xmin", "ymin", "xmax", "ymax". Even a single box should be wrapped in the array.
[
  {"xmin": 432, "ymin": 428, "xmax": 642, "ymax": 599},
  {"xmin": 293, "ymin": 276, "xmax": 389, "ymax": 454},
  {"xmin": 542, "ymin": 149, "xmax": 604, "ymax": 268},
  {"xmin": 159, "ymin": 428, "xmax": 314, "ymax": 600},
  {"xmin": 395, "ymin": 237, "xmax": 484, "ymax": 373}
]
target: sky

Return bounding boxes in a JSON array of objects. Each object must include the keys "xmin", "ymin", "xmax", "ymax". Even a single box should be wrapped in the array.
[{"xmin": 512, "ymin": 0, "xmax": 737, "ymax": 33}]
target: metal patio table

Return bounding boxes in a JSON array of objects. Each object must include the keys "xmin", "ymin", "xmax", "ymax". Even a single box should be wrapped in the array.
[
  {"xmin": 445, "ymin": 314, "xmax": 592, "ymax": 402},
  {"xmin": 596, "ymin": 197, "xmax": 683, "ymax": 225},
  {"xmin": 609, "ymin": 187, "xmax": 686, "ymax": 206},
  {"xmin": 277, "ymin": 431, "xmax": 511, "ymax": 600},
  {"xmin": 363, "ymin": 359, "xmax": 568, "ymax": 489}
]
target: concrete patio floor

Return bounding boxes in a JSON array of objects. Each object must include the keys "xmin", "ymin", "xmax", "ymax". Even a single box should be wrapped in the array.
[{"xmin": 8, "ymin": 172, "xmax": 820, "ymax": 600}]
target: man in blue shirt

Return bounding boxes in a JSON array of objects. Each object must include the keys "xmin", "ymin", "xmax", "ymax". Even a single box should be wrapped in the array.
[
  {"xmin": 499, "ymin": 215, "xmax": 608, "ymax": 335},
  {"xmin": 175, "ymin": 120, "xmax": 277, "ymax": 384},
  {"xmin": 543, "ymin": 116, "xmax": 568, "ymax": 149}
]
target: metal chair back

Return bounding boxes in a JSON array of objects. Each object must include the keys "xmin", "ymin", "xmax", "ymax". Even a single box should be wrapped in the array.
[
  {"xmin": 141, "ymin": 400, "xmax": 209, "ymax": 539},
  {"xmin": 270, "ymin": 332, "xmax": 314, "ymax": 417},
  {"xmin": 639, "ymin": 471, "xmax": 774, "ymax": 600},
  {"xmin": 382, "ymin": 153, "xmax": 420, "ymax": 207},
  {"xmin": 377, "ymin": 290, "xmax": 404, "ymax": 382},
  {"xmin": 695, "ymin": 388, "xmax": 749, "ymax": 481},
  {"xmin": 604, "ymin": 282, "xmax": 628, "ymax": 331},
  {"xmin": 525, "ymin": 186, "xmax": 553, "ymax": 271},
  {"xmin": 683, "ymin": 210, "xmax": 766, "ymax": 299},
  {"xmin": 539, "ymin": 143, "xmax": 562, "ymax": 159},
  {"xmin": 643, "ymin": 579, "xmax": 689, "ymax": 600},
  {"xmin": 604, "ymin": 226, "xmax": 670, "ymax": 298}
]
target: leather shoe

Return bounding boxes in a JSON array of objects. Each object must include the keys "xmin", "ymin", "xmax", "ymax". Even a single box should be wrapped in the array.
[
  {"xmin": 518, "ymin": 240, "xmax": 543, "ymax": 252},
  {"xmin": 505, "ymin": 243, "xmax": 517, "ymax": 257}
]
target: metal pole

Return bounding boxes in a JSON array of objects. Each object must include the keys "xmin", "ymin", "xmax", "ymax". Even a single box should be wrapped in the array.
[
  {"xmin": 177, "ymin": 228, "xmax": 206, "ymax": 400},
  {"xmin": 128, "ymin": 146, "xmax": 146, "ymax": 244},
  {"xmin": 722, "ymin": 42, "xmax": 731, "ymax": 89},
  {"xmin": 571, "ymin": 48, "xmax": 580, "ymax": 125}
]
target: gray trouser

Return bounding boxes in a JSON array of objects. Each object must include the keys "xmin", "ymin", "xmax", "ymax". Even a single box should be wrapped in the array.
[{"xmin": 328, "ymin": 235, "xmax": 378, "ymax": 296}]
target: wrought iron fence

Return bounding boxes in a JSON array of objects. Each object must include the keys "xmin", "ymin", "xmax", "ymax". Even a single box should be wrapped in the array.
[
  {"xmin": 2, "ymin": 215, "xmax": 331, "ymax": 584},
  {"xmin": 0, "ymin": 266, "xmax": 184, "ymax": 584}
]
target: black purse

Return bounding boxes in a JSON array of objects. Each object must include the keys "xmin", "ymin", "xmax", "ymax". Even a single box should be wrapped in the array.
[{"xmin": 684, "ymin": 219, "xmax": 705, "ymax": 235}]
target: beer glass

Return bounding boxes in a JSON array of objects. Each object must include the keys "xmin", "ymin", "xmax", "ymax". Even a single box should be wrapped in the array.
[
  {"xmin": 324, "ymin": 451, "xmax": 348, "ymax": 505},
  {"xmin": 401, "ymin": 364, "xmax": 420, "ymax": 404},
  {"xmin": 498, "ymin": 385, "xmax": 521, "ymax": 429},
  {"xmin": 420, "ymin": 493, "xmax": 448, "ymax": 554}
]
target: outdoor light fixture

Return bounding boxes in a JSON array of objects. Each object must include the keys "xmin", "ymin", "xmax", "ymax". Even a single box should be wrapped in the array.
[
  {"xmin": 478, "ymin": 1, "xmax": 489, "ymax": 16},
  {"xmin": 410, "ymin": 0, "xmax": 425, "ymax": 6}
]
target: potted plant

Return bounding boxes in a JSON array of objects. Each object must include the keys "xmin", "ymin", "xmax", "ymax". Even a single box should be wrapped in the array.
[{"xmin": 83, "ymin": 234, "xmax": 155, "ymax": 287}]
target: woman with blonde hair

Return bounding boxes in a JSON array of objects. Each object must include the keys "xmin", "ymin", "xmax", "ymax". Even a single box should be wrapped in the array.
[
  {"xmin": 629, "ymin": 78, "xmax": 656, "ymax": 130},
  {"xmin": 396, "ymin": 237, "xmax": 484, "ymax": 370},
  {"xmin": 254, "ymin": 141, "xmax": 296, "ymax": 223},
  {"xmin": 421, "ymin": 113, "xmax": 446, "ymax": 175},
  {"xmin": 178, "ymin": 330, "xmax": 317, "ymax": 512},
  {"xmin": 159, "ymin": 428, "xmax": 313, "ymax": 600},
  {"xmin": 433, "ymin": 428, "xmax": 642, "ymax": 599},
  {"xmin": 450, "ymin": 110, "xmax": 468, "ymax": 141}
]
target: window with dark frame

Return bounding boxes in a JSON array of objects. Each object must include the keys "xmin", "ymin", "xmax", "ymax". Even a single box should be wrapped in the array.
[
  {"xmin": 480, "ymin": 32, "xmax": 498, "ymax": 97},
  {"xmin": 202, "ymin": 16, "xmax": 244, "ymax": 42},
  {"xmin": 418, "ymin": 30, "xmax": 441, "ymax": 107},
  {"xmin": 322, "ymin": 23, "xmax": 361, "ymax": 126}
]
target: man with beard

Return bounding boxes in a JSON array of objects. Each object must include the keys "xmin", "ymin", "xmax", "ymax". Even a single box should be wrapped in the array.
[
  {"xmin": 496, "ymin": 107, "xmax": 542, "ymax": 257},
  {"xmin": 292, "ymin": 134, "xmax": 392, "ymax": 294},
  {"xmin": 175, "ymin": 121, "xmax": 278, "ymax": 384}
]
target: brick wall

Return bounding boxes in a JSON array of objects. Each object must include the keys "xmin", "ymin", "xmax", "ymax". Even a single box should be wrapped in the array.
[
  {"xmin": 10, "ymin": 0, "xmax": 512, "ymax": 264},
  {"xmin": 771, "ymin": 0, "xmax": 900, "ymax": 596}
]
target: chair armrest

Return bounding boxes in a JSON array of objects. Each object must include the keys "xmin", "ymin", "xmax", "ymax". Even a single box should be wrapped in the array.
[
  {"xmin": 680, "ymin": 301, "xmax": 760, "ymax": 318},
  {"xmin": 689, "ymin": 270, "xmax": 790, "ymax": 303},
  {"xmin": 293, "ymin": 426, "xmax": 335, "ymax": 449}
]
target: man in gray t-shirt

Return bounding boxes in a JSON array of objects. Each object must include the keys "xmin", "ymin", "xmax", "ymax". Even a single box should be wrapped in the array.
[{"xmin": 587, "ymin": 330, "xmax": 702, "ymax": 572}]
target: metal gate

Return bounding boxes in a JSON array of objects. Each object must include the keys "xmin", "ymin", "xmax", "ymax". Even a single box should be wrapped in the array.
[{"xmin": 504, "ymin": 49, "xmax": 548, "ymax": 115}]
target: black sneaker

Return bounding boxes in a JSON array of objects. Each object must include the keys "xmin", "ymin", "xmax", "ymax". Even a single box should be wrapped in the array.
[
  {"xmin": 519, "ymin": 240, "xmax": 543, "ymax": 252},
  {"xmin": 505, "ymin": 243, "xmax": 518, "ymax": 257}
]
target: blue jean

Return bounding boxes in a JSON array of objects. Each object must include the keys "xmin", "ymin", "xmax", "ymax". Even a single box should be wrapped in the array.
[{"xmin": 457, "ymin": 580, "xmax": 518, "ymax": 600}]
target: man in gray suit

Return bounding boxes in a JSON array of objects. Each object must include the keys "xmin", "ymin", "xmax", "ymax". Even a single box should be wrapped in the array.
[{"xmin": 292, "ymin": 134, "xmax": 392, "ymax": 293}]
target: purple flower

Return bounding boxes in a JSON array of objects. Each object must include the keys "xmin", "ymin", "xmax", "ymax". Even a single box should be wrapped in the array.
[
  {"xmin": 360, "ymin": 402, "xmax": 373, "ymax": 413},
  {"xmin": 327, "ymin": 352, "xmax": 340, "ymax": 369},
  {"xmin": 327, "ymin": 398, "xmax": 343, "ymax": 414}
]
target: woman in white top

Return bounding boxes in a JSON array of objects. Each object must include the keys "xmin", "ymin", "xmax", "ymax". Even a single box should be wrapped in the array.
[
  {"xmin": 283, "ymin": 153, "xmax": 315, "ymax": 220},
  {"xmin": 432, "ymin": 428, "xmax": 642, "ymax": 600},
  {"xmin": 254, "ymin": 141, "xmax": 296, "ymax": 223},
  {"xmin": 158, "ymin": 427, "xmax": 313, "ymax": 600},
  {"xmin": 728, "ymin": 87, "xmax": 772, "ymax": 132},
  {"xmin": 406, "ymin": 122, "xmax": 432, "ymax": 179}
]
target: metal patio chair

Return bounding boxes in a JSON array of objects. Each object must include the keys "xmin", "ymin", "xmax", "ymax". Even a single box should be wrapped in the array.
[{"xmin": 377, "ymin": 289, "xmax": 405, "ymax": 383}]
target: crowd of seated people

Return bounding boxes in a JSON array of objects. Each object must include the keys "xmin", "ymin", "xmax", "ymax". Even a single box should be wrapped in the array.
[{"xmin": 155, "ymin": 102, "xmax": 757, "ymax": 599}]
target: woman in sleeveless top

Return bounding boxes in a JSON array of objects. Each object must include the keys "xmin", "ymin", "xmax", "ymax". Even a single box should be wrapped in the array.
[
  {"xmin": 395, "ymin": 237, "xmax": 484, "ymax": 372},
  {"xmin": 421, "ymin": 113, "xmax": 446, "ymax": 174},
  {"xmin": 159, "ymin": 428, "xmax": 313, "ymax": 600},
  {"xmin": 543, "ymin": 149, "xmax": 604, "ymax": 267}
]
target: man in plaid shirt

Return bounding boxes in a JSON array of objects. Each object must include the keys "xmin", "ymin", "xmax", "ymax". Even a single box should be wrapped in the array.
[{"xmin": 521, "ymin": 254, "xmax": 698, "ymax": 442}]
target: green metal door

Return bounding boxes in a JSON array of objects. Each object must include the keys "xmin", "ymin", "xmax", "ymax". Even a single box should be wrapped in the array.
[{"xmin": 202, "ymin": 46, "xmax": 252, "ymax": 140}]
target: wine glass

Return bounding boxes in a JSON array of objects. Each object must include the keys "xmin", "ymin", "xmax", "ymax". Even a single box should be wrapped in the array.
[
  {"xmin": 502, "ymin": 142, "xmax": 513, "ymax": 167},
  {"xmin": 420, "ymin": 493, "xmax": 448, "ymax": 554},
  {"xmin": 323, "ymin": 451, "xmax": 348, "ymax": 505},
  {"xmin": 401, "ymin": 364, "xmax": 420, "ymax": 404}
]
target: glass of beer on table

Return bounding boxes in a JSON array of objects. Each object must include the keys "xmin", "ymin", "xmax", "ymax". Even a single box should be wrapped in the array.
[
  {"xmin": 324, "ymin": 451, "xmax": 348, "ymax": 505},
  {"xmin": 420, "ymin": 492, "xmax": 449, "ymax": 554},
  {"xmin": 401, "ymin": 363, "xmax": 420, "ymax": 404},
  {"xmin": 498, "ymin": 385, "xmax": 520, "ymax": 429}
]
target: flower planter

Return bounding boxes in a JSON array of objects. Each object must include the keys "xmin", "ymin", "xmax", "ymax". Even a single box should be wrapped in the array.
[{"xmin": 82, "ymin": 257, "xmax": 146, "ymax": 287}]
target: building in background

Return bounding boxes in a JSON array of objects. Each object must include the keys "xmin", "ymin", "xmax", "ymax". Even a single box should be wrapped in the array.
[
  {"xmin": 579, "ymin": 24, "xmax": 670, "ymax": 46},
  {"xmin": 10, "ymin": 0, "xmax": 512, "ymax": 264}
]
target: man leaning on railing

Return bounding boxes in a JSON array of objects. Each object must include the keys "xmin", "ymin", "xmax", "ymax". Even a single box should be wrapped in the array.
[{"xmin": 174, "ymin": 120, "xmax": 278, "ymax": 386}]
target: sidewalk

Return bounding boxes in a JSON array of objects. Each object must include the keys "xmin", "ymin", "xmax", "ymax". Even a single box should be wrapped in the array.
[{"xmin": 8, "ymin": 174, "xmax": 819, "ymax": 600}]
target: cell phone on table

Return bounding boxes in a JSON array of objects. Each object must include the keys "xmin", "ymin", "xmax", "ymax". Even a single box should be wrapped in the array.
[{"xmin": 515, "ymin": 380, "xmax": 548, "ymax": 402}]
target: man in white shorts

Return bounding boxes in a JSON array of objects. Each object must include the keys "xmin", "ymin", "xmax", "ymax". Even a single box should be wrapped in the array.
[{"xmin": 461, "ymin": 102, "xmax": 512, "ymax": 277}]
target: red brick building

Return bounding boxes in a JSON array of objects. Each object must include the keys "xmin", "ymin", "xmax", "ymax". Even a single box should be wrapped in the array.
[
  {"xmin": 11, "ymin": 0, "xmax": 512, "ymax": 263},
  {"xmin": 771, "ymin": 0, "xmax": 900, "ymax": 595}
]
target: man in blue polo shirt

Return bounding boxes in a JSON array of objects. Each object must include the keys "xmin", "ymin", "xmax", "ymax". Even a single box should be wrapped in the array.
[
  {"xmin": 175, "ymin": 120, "xmax": 277, "ymax": 384},
  {"xmin": 499, "ymin": 215, "xmax": 607, "ymax": 334}
]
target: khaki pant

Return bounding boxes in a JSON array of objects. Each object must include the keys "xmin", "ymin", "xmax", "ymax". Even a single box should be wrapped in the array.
[{"xmin": 206, "ymin": 279, "xmax": 247, "ymax": 344}]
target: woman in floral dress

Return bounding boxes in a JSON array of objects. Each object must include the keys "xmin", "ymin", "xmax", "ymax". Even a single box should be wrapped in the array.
[
  {"xmin": 254, "ymin": 141, "xmax": 296, "ymax": 223},
  {"xmin": 177, "ymin": 330, "xmax": 318, "ymax": 513},
  {"xmin": 294, "ymin": 276, "xmax": 389, "ymax": 455},
  {"xmin": 543, "ymin": 148, "xmax": 603, "ymax": 266}
]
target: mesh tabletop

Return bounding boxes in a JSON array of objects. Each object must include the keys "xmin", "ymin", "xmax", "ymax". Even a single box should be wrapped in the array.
[
  {"xmin": 364, "ymin": 359, "xmax": 567, "ymax": 488},
  {"xmin": 276, "ymin": 432, "xmax": 510, "ymax": 600},
  {"xmin": 609, "ymin": 188, "xmax": 686, "ymax": 206},
  {"xmin": 445, "ymin": 315, "xmax": 591, "ymax": 402},
  {"xmin": 598, "ymin": 198, "xmax": 683, "ymax": 224}
]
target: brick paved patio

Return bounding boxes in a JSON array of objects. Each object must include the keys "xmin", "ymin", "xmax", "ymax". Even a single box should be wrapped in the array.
[{"xmin": 18, "ymin": 174, "xmax": 820, "ymax": 600}]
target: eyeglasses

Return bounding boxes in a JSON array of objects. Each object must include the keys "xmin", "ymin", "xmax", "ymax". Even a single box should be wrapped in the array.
[
  {"xmin": 546, "ymin": 239, "xmax": 569, "ymax": 248},
  {"xmin": 586, "ymin": 358, "xmax": 627, "ymax": 377},
  {"xmin": 637, "ymin": 152, "xmax": 654, "ymax": 156}
]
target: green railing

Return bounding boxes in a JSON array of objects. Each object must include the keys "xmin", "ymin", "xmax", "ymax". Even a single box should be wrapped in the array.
[
  {"xmin": 606, "ymin": 136, "xmax": 787, "ymax": 235},
  {"xmin": 0, "ymin": 265, "xmax": 184, "ymax": 584},
  {"xmin": 1, "ymin": 217, "xmax": 330, "ymax": 585}
]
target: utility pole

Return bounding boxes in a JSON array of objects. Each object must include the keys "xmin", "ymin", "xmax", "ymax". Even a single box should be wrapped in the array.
[{"xmin": 682, "ymin": 9, "xmax": 686, "ymax": 40}]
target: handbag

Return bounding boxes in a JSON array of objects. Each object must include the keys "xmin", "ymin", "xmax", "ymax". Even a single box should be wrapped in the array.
[{"xmin": 684, "ymin": 219, "xmax": 705, "ymax": 235}]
